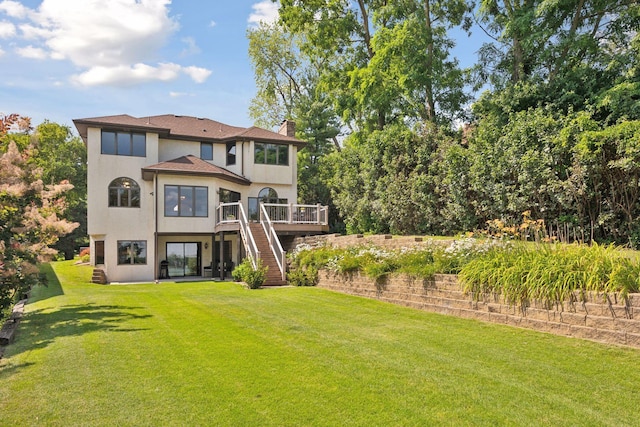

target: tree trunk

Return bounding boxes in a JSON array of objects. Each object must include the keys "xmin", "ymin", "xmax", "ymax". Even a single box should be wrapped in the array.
[{"xmin": 424, "ymin": 0, "xmax": 436, "ymax": 122}]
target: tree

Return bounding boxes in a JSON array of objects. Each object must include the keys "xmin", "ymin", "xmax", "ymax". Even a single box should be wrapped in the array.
[
  {"xmin": 474, "ymin": 0, "xmax": 640, "ymax": 104},
  {"xmin": 574, "ymin": 121, "xmax": 640, "ymax": 244},
  {"xmin": 30, "ymin": 122, "xmax": 87, "ymax": 259},
  {"xmin": 278, "ymin": 0, "xmax": 472, "ymax": 130},
  {"xmin": 248, "ymin": 22, "xmax": 306, "ymax": 128},
  {"xmin": 0, "ymin": 122, "xmax": 78, "ymax": 314},
  {"xmin": 248, "ymin": 21, "xmax": 343, "ymax": 229},
  {"xmin": 326, "ymin": 122, "xmax": 454, "ymax": 235}
]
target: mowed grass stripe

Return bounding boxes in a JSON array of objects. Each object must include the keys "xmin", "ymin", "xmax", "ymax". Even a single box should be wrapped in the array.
[{"xmin": 1, "ymin": 261, "xmax": 639, "ymax": 426}]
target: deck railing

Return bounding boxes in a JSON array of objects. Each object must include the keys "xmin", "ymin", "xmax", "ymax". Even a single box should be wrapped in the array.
[
  {"xmin": 217, "ymin": 202, "xmax": 260, "ymax": 268},
  {"xmin": 262, "ymin": 203, "xmax": 329, "ymax": 225},
  {"xmin": 215, "ymin": 202, "xmax": 328, "ymax": 278},
  {"xmin": 217, "ymin": 203, "xmax": 240, "ymax": 225},
  {"xmin": 217, "ymin": 203, "xmax": 329, "ymax": 228},
  {"xmin": 260, "ymin": 204, "xmax": 287, "ymax": 281}
]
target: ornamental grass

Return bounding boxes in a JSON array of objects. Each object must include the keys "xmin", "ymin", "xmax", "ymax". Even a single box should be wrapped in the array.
[{"xmin": 458, "ymin": 243, "xmax": 640, "ymax": 308}]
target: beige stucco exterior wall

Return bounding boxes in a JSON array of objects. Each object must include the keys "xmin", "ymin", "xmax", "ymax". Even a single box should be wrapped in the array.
[
  {"xmin": 86, "ymin": 127, "xmax": 158, "ymax": 282},
  {"xmin": 242, "ymin": 142, "xmax": 297, "ymax": 188},
  {"xmin": 86, "ymin": 125, "xmax": 299, "ymax": 283},
  {"xmin": 158, "ymin": 139, "xmax": 243, "ymax": 177},
  {"xmin": 159, "ymin": 137, "xmax": 200, "ymax": 161}
]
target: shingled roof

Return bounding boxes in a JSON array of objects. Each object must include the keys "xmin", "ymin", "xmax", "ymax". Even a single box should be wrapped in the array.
[
  {"xmin": 73, "ymin": 114, "xmax": 304, "ymax": 146},
  {"xmin": 141, "ymin": 155, "xmax": 251, "ymax": 186}
]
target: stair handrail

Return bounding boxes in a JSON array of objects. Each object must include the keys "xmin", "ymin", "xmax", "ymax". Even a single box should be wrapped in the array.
[
  {"xmin": 235, "ymin": 203, "xmax": 260, "ymax": 269},
  {"xmin": 260, "ymin": 203, "xmax": 287, "ymax": 281}
]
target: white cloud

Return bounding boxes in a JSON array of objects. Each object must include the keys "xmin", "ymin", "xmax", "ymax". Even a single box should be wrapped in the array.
[
  {"xmin": 180, "ymin": 37, "xmax": 201, "ymax": 56},
  {"xmin": 18, "ymin": 23, "xmax": 48, "ymax": 40},
  {"xmin": 248, "ymin": 1, "xmax": 279, "ymax": 26},
  {"xmin": 169, "ymin": 91, "xmax": 193, "ymax": 98},
  {"xmin": 182, "ymin": 66, "xmax": 211, "ymax": 83},
  {"xmin": 0, "ymin": 20, "xmax": 15, "ymax": 38},
  {"xmin": 209, "ymin": 20, "xmax": 216, "ymax": 27},
  {"xmin": 71, "ymin": 62, "xmax": 182, "ymax": 87},
  {"xmin": 16, "ymin": 44, "xmax": 46, "ymax": 59},
  {"xmin": 1, "ymin": 0, "xmax": 212, "ymax": 87},
  {"xmin": 34, "ymin": 0, "xmax": 179, "ymax": 68},
  {"xmin": 0, "ymin": 0, "xmax": 29, "ymax": 19}
]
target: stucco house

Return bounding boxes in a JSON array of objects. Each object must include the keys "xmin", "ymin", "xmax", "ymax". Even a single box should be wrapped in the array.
[{"xmin": 73, "ymin": 114, "xmax": 328, "ymax": 284}]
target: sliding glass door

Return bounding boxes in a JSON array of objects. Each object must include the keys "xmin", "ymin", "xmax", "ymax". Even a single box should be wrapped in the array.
[{"xmin": 166, "ymin": 242, "xmax": 200, "ymax": 277}]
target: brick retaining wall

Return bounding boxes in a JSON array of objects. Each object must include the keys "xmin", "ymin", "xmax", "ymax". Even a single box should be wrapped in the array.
[{"xmin": 317, "ymin": 271, "xmax": 640, "ymax": 348}]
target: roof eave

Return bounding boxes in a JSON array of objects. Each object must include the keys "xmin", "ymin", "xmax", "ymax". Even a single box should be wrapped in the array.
[
  {"xmin": 73, "ymin": 118, "xmax": 171, "ymax": 143},
  {"xmin": 141, "ymin": 168, "xmax": 251, "ymax": 186}
]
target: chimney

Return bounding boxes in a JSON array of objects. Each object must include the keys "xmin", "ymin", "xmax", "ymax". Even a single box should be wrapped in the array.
[{"xmin": 278, "ymin": 120, "xmax": 296, "ymax": 137}]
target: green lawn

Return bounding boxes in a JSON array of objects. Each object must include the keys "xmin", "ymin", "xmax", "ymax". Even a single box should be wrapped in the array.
[{"xmin": 1, "ymin": 261, "xmax": 640, "ymax": 426}]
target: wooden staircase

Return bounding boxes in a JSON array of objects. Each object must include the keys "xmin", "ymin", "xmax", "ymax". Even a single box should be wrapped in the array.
[
  {"xmin": 91, "ymin": 268, "xmax": 108, "ymax": 284},
  {"xmin": 249, "ymin": 223, "xmax": 287, "ymax": 286}
]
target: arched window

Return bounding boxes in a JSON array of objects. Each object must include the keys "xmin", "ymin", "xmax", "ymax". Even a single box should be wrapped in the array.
[
  {"xmin": 108, "ymin": 177, "xmax": 140, "ymax": 208},
  {"xmin": 248, "ymin": 187, "xmax": 288, "ymax": 220},
  {"xmin": 258, "ymin": 187, "xmax": 279, "ymax": 203}
]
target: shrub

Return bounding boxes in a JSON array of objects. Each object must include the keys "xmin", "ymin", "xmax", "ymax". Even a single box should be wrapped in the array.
[
  {"xmin": 287, "ymin": 266, "xmax": 318, "ymax": 286},
  {"xmin": 232, "ymin": 258, "xmax": 268, "ymax": 289},
  {"xmin": 287, "ymin": 244, "xmax": 342, "ymax": 286},
  {"xmin": 79, "ymin": 247, "xmax": 90, "ymax": 263}
]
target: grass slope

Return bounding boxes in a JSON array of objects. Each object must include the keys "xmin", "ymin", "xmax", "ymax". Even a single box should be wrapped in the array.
[{"xmin": 1, "ymin": 261, "xmax": 640, "ymax": 426}]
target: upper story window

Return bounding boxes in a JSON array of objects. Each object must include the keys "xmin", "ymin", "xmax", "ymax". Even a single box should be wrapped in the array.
[
  {"xmin": 108, "ymin": 177, "xmax": 140, "ymax": 208},
  {"xmin": 101, "ymin": 131, "xmax": 146, "ymax": 157},
  {"xmin": 164, "ymin": 185, "xmax": 208, "ymax": 217},
  {"xmin": 201, "ymin": 142, "xmax": 213, "ymax": 160},
  {"xmin": 254, "ymin": 143, "xmax": 288, "ymax": 166},
  {"xmin": 226, "ymin": 142, "xmax": 236, "ymax": 165}
]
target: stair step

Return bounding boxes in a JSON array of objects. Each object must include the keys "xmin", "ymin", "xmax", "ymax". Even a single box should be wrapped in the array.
[
  {"xmin": 91, "ymin": 268, "xmax": 108, "ymax": 284},
  {"xmin": 247, "ymin": 223, "xmax": 287, "ymax": 286}
]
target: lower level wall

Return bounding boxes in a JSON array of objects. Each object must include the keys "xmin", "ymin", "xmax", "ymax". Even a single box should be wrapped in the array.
[{"xmin": 317, "ymin": 271, "xmax": 640, "ymax": 348}]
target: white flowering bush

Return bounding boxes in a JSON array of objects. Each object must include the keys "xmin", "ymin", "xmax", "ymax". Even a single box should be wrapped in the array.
[
  {"xmin": 437, "ymin": 238, "xmax": 513, "ymax": 272},
  {"xmin": 287, "ymin": 238, "xmax": 517, "ymax": 284}
]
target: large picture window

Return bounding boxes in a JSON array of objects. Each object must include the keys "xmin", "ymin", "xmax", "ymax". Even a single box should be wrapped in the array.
[
  {"xmin": 254, "ymin": 143, "xmax": 288, "ymax": 166},
  {"xmin": 165, "ymin": 185, "xmax": 208, "ymax": 217},
  {"xmin": 108, "ymin": 177, "xmax": 140, "ymax": 207},
  {"xmin": 101, "ymin": 131, "xmax": 146, "ymax": 157},
  {"xmin": 117, "ymin": 241, "xmax": 147, "ymax": 265}
]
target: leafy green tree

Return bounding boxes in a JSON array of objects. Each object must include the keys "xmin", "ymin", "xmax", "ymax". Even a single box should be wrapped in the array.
[
  {"xmin": 466, "ymin": 108, "xmax": 568, "ymax": 224},
  {"xmin": 248, "ymin": 21, "xmax": 342, "ymax": 229},
  {"xmin": 250, "ymin": 0, "xmax": 640, "ymax": 245},
  {"xmin": 574, "ymin": 121, "xmax": 640, "ymax": 244},
  {"xmin": 326, "ymin": 123, "xmax": 457, "ymax": 235},
  {"xmin": 474, "ymin": 0, "xmax": 640, "ymax": 112},
  {"xmin": 431, "ymin": 137, "xmax": 478, "ymax": 233},
  {"xmin": 248, "ymin": 22, "xmax": 306, "ymax": 128},
  {"xmin": 0, "ymin": 129, "xmax": 78, "ymax": 314},
  {"xmin": 279, "ymin": 0, "xmax": 472, "ymax": 130},
  {"xmin": 30, "ymin": 122, "xmax": 87, "ymax": 259}
]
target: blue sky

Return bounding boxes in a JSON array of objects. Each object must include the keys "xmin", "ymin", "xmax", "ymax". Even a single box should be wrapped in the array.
[{"xmin": 0, "ymin": 1, "xmax": 483, "ymax": 132}]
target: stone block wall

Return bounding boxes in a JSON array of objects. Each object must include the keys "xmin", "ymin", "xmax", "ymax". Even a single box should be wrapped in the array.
[{"xmin": 317, "ymin": 271, "xmax": 640, "ymax": 348}]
